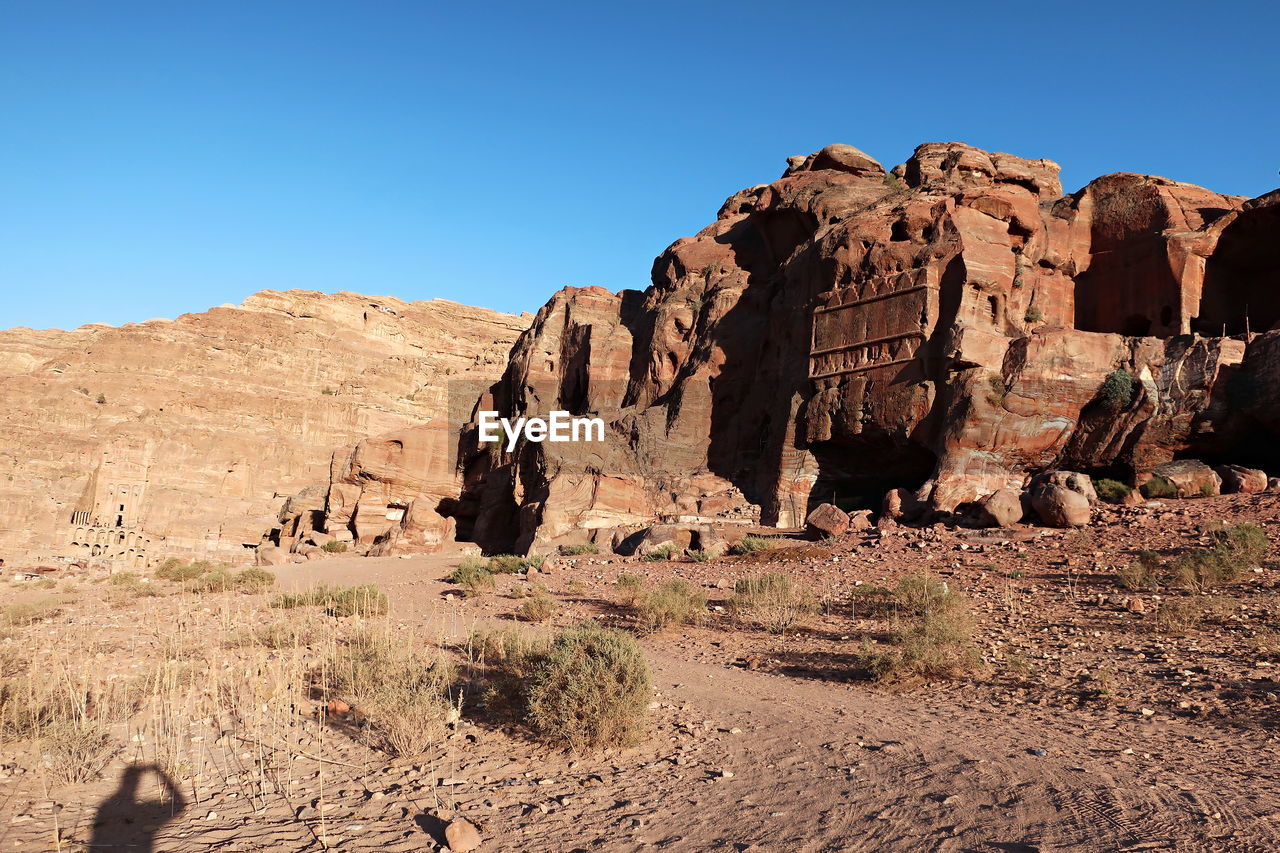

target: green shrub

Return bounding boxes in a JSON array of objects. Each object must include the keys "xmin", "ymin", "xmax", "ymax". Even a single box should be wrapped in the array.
[
  {"xmin": 487, "ymin": 553, "xmax": 544, "ymax": 573},
  {"xmin": 1094, "ymin": 478, "xmax": 1132, "ymax": 504},
  {"xmin": 234, "ymin": 567, "xmax": 276, "ymax": 592},
  {"xmin": 321, "ymin": 540, "xmax": 349, "ymax": 553},
  {"xmin": 1098, "ymin": 370, "xmax": 1135, "ymax": 411},
  {"xmin": 686, "ymin": 549, "xmax": 712, "ymax": 562},
  {"xmin": 634, "ymin": 580, "xmax": 706, "ymax": 634},
  {"xmin": 524, "ymin": 623, "xmax": 650, "ymax": 751},
  {"xmin": 1024, "ymin": 306, "xmax": 1044, "ymax": 323},
  {"xmin": 727, "ymin": 535, "xmax": 775, "ymax": 556},
  {"xmin": 450, "ymin": 560, "xmax": 496, "ymax": 596},
  {"xmin": 559, "ymin": 543, "xmax": 598, "ymax": 556},
  {"xmin": 641, "ymin": 543, "xmax": 679, "ymax": 562},
  {"xmin": 730, "ymin": 573, "xmax": 816, "ymax": 634},
  {"xmin": 1161, "ymin": 524, "xmax": 1268, "ymax": 591},
  {"xmin": 1141, "ymin": 476, "xmax": 1177, "ymax": 499}
]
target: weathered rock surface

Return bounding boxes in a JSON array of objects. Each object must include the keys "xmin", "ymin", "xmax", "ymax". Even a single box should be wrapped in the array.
[
  {"xmin": 0, "ymin": 291, "xmax": 527, "ymax": 566},
  {"xmin": 805, "ymin": 503, "xmax": 850, "ymax": 538},
  {"xmin": 1030, "ymin": 483, "xmax": 1091, "ymax": 528},
  {"xmin": 447, "ymin": 141, "xmax": 1277, "ymax": 551},
  {"xmin": 975, "ymin": 488, "xmax": 1024, "ymax": 528},
  {"xmin": 1150, "ymin": 460, "xmax": 1222, "ymax": 498},
  {"xmin": 1216, "ymin": 464, "xmax": 1268, "ymax": 494}
]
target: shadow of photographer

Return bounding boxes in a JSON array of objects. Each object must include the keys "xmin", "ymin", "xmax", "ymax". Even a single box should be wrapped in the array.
[{"xmin": 88, "ymin": 763, "xmax": 187, "ymax": 852}]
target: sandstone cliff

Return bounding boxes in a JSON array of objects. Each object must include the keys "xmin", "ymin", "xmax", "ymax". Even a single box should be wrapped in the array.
[
  {"xmin": 0, "ymin": 290, "xmax": 528, "ymax": 567},
  {"xmin": 445, "ymin": 143, "xmax": 1279, "ymax": 552}
]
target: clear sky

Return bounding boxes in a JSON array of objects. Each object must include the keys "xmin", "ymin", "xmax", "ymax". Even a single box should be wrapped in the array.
[{"xmin": 2, "ymin": 0, "xmax": 1277, "ymax": 330}]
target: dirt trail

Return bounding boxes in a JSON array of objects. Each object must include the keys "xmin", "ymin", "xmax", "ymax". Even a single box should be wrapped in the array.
[
  {"xmin": 5, "ymin": 535, "xmax": 1280, "ymax": 851},
  {"xmin": 267, "ymin": 554, "xmax": 1280, "ymax": 852}
]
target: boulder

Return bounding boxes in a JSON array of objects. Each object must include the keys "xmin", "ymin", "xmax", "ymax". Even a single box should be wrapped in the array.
[
  {"xmin": 805, "ymin": 503, "xmax": 850, "ymax": 538},
  {"xmin": 1150, "ymin": 460, "xmax": 1222, "ymax": 498},
  {"xmin": 621, "ymin": 523, "xmax": 723, "ymax": 557},
  {"xmin": 255, "ymin": 544, "xmax": 288, "ymax": 567},
  {"xmin": 444, "ymin": 817, "xmax": 482, "ymax": 852},
  {"xmin": 882, "ymin": 488, "xmax": 926, "ymax": 523},
  {"xmin": 849, "ymin": 510, "xmax": 874, "ymax": 531},
  {"xmin": 1030, "ymin": 483, "xmax": 1091, "ymax": 528},
  {"xmin": 975, "ymin": 488, "xmax": 1024, "ymax": 528},
  {"xmin": 1030, "ymin": 471, "xmax": 1098, "ymax": 504},
  {"xmin": 1215, "ymin": 464, "xmax": 1268, "ymax": 494},
  {"xmin": 1270, "ymin": 477, "xmax": 1280, "ymax": 493}
]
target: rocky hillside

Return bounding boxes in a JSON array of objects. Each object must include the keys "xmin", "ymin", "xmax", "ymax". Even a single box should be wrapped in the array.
[
  {"xmin": 0, "ymin": 291, "xmax": 528, "ymax": 565},
  {"xmin": 443, "ymin": 142, "xmax": 1279, "ymax": 553}
]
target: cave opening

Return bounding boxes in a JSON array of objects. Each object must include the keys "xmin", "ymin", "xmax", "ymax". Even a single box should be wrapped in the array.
[
  {"xmin": 1195, "ymin": 203, "xmax": 1280, "ymax": 336},
  {"xmin": 806, "ymin": 435, "xmax": 936, "ymax": 515}
]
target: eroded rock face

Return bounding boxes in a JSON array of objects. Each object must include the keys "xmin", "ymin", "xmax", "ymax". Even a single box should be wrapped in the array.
[
  {"xmin": 449, "ymin": 142, "xmax": 1278, "ymax": 552},
  {"xmin": 0, "ymin": 291, "xmax": 527, "ymax": 566}
]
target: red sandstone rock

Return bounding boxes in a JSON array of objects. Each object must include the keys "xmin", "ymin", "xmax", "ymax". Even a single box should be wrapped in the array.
[
  {"xmin": 1215, "ymin": 465, "xmax": 1268, "ymax": 494},
  {"xmin": 1030, "ymin": 483, "xmax": 1091, "ymax": 528},
  {"xmin": 975, "ymin": 489, "xmax": 1024, "ymax": 528},
  {"xmin": 805, "ymin": 503, "xmax": 850, "ymax": 538},
  {"xmin": 429, "ymin": 143, "xmax": 1278, "ymax": 551},
  {"xmin": 1150, "ymin": 460, "xmax": 1222, "ymax": 498}
]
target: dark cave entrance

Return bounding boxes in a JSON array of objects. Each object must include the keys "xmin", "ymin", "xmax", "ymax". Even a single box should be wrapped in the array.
[
  {"xmin": 806, "ymin": 435, "xmax": 936, "ymax": 515},
  {"xmin": 1195, "ymin": 203, "xmax": 1280, "ymax": 336}
]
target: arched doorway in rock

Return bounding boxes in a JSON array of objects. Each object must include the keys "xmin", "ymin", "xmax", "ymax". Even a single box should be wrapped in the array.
[{"xmin": 1196, "ymin": 201, "xmax": 1280, "ymax": 336}]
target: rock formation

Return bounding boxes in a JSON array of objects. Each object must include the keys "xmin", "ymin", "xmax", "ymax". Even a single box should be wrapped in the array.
[
  {"xmin": 0, "ymin": 290, "xmax": 527, "ymax": 567},
  {"xmin": 445, "ymin": 142, "xmax": 1279, "ymax": 553}
]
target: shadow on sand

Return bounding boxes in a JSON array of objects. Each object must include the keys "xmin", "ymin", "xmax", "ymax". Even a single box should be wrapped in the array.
[{"xmin": 88, "ymin": 764, "xmax": 187, "ymax": 852}]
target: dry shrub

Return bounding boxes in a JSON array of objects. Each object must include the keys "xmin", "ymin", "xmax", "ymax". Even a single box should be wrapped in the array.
[
  {"xmin": 893, "ymin": 574, "xmax": 964, "ymax": 616},
  {"xmin": 0, "ymin": 599, "xmax": 62, "ymax": 627},
  {"xmin": 273, "ymin": 584, "xmax": 389, "ymax": 617},
  {"xmin": 154, "ymin": 559, "xmax": 218, "ymax": 582},
  {"xmin": 849, "ymin": 584, "xmax": 896, "ymax": 618},
  {"xmin": 634, "ymin": 580, "xmax": 706, "ymax": 634},
  {"xmin": 105, "ymin": 572, "xmax": 165, "ymax": 606},
  {"xmin": 524, "ymin": 623, "xmax": 650, "ymax": 752},
  {"xmin": 471, "ymin": 623, "xmax": 650, "ymax": 751},
  {"xmin": 614, "ymin": 573, "xmax": 645, "ymax": 607},
  {"xmin": 227, "ymin": 617, "xmax": 318, "ymax": 649},
  {"xmin": 1116, "ymin": 550, "xmax": 1163, "ymax": 590},
  {"xmin": 0, "ymin": 669, "xmax": 144, "ymax": 785},
  {"xmin": 517, "ymin": 593, "xmax": 557, "ymax": 623},
  {"xmin": 1156, "ymin": 598, "xmax": 1202, "ymax": 634},
  {"xmin": 863, "ymin": 576, "xmax": 980, "ymax": 682},
  {"xmin": 323, "ymin": 627, "xmax": 457, "ymax": 757},
  {"xmin": 730, "ymin": 573, "xmax": 816, "ymax": 634}
]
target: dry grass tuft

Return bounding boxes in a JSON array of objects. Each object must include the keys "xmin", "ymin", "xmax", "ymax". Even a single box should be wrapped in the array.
[
  {"xmin": 323, "ymin": 626, "xmax": 458, "ymax": 757},
  {"xmin": 730, "ymin": 573, "xmax": 816, "ymax": 634},
  {"xmin": 273, "ymin": 583, "xmax": 389, "ymax": 617},
  {"xmin": 633, "ymin": 579, "xmax": 706, "ymax": 634}
]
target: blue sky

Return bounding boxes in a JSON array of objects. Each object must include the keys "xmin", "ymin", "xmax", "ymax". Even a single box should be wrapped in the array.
[{"xmin": 2, "ymin": 0, "xmax": 1277, "ymax": 330}]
